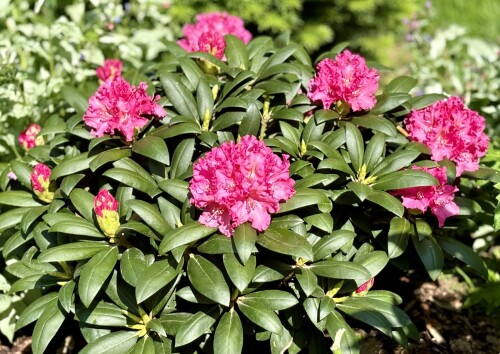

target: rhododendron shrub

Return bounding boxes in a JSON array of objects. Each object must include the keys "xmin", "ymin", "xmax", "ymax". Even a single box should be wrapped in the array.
[
  {"xmin": 178, "ymin": 11, "xmax": 252, "ymax": 58},
  {"xmin": 0, "ymin": 32, "xmax": 495, "ymax": 354},
  {"xmin": 308, "ymin": 50, "xmax": 379, "ymax": 112},
  {"xmin": 189, "ymin": 135, "xmax": 295, "ymax": 236},
  {"xmin": 405, "ymin": 96, "xmax": 489, "ymax": 176}
]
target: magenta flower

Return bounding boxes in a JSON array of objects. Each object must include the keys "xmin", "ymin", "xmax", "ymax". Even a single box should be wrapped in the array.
[
  {"xmin": 189, "ymin": 135, "xmax": 295, "ymax": 237},
  {"xmin": 308, "ymin": 50, "xmax": 379, "ymax": 112},
  {"xmin": 392, "ymin": 166, "xmax": 459, "ymax": 227},
  {"xmin": 405, "ymin": 97, "xmax": 489, "ymax": 176},
  {"xmin": 96, "ymin": 59, "xmax": 122, "ymax": 82},
  {"xmin": 83, "ymin": 77, "xmax": 166, "ymax": 141},
  {"xmin": 178, "ymin": 12, "xmax": 252, "ymax": 59},
  {"xmin": 31, "ymin": 163, "xmax": 54, "ymax": 203},
  {"xmin": 18, "ymin": 123, "xmax": 43, "ymax": 150}
]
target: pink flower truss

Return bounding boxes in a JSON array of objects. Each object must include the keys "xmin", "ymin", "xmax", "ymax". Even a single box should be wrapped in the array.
[
  {"xmin": 308, "ymin": 50, "xmax": 379, "ymax": 112},
  {"xmin": 189, "ymin": 135, "xmax": 295, "ymax": 237},
  {"xmin": 18, "ymin": 123, "xmax": 42, "ymax": 150},
  {"xmin": 96, "ymin": 59, "xmax": 122, "ymax": 82},
  {"xmin": 31, "ymin": 163, "xmax": 51, "ymax": 193},
  {"xmin": 392, "ymin": 166, "xmax": 459, "ymax": 227},
  {"xmin": 94, "ymin": 189, "xmax": 119, "ymax": 217},
  {"xmin": 405, "ymin": 97, "xmax": 489, "ymax": 176},
  {"xmin": 83, "ymin": 77, "xmax": 166, "ymax": 141},
  {"xmin": 178, "ymin": 12, "xmax": 252, "ymax": 59}
]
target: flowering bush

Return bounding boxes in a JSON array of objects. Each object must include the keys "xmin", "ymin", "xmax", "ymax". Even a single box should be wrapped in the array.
[{"xmin": 0, "ymin": 13, "xmax": 497, "ymax": 354}]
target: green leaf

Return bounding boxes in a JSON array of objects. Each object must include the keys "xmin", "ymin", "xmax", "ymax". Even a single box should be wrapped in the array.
[
  {"xmin": 258, "ymin": 227, "xmax": 313, "ymax": 260},
  {"xmin": 363, "ymin": 134, "xmax": 386, "ymax": 172},
  {"xmin": 132, "ymin": 135, "xmax": 170, "ymax": 165},
  {"xmin": 371, "ymin": 93, "xmax": 411, "ymax": 115},
  {"xmin": 232, "ymin": 222, "xmax": 257, "ymax": 265},
  {"xmin": 252, "ymin": 265, "xmax": 287, "ymax": 283},
  {"xmin": 188, "ymin": 255, "xmax": 230, "ymax": 306},
  {"xmin": 70, "ymin": 188, "xmax": 95, "ymax": 222},
  {"xmin": 79, "ymin": 247, "xmax": 119, "ymax": 307},
  {"xmin": 309, "ymin": 260, "xmax": 371, "ymax": 286},
  {"xmin": 0, "ymin": 191, "xmax": 42, "ymax": 207},
  {"xmin": 237, "ymin": 300, "xmax": 282, "ymax": 334},
  {"xmin": 223, "ymin": 253, "xmax": 256, "ymax": 292},
  {"xmin": 384, "ymin": 76, "xmax": 417, "ymax": 94},
  {"xmin": 136, "ymin": 258, "xmax": 180, "ymax": 303},
  {"xmin": 197, "ymin": 79, "xmax": 214, "ymax": 122},
  {"xmin": 89, "ymin": 148, "xmax": 132, "ymax": 172},
  {"xmin": 339, "ymin": 297, "xmax": 412, "ymax": 327},
  {"xmin": 161, "ymin": 73, "xmax": 200, "ymax": 120},
  {"xmin": 347, "ymin": 181, "xmax": 372, "ymax": 201},
  {"xmin": 242, "ymin": 290, "xmax": 298, "ymax": 310},
  {"xmin": 354, "ymin": 251, "xmax": 389, "ymax": 278},
  {"xmin": 179, "ymin": 56, "xmax": 204, "ymax": 90},
  {"xmin": 103, "ymin": 168, "xmax": 158, "ymax": 195},
  {"xmin": 387, "ymin": 217, "xmax": 411, "ymax": 259},
  {"xmin": 126, "ymin": 199, "xmax": 170, "ymax": 235},
  {"xmin": 170, "ymin": 138, "xmax": 195, "ymax": 179},
  {"xmin": 436, "ymin": 237, "xmax": 487, "ymax": 279},
  {"xmin": 351, "ymin": 115, "xmax": 397, "ymax": 137},
  {"xmin": 175, "ymin": 311, "xmax": 217, "ymax": 347},
  {"xmin": 370, "ymin": 150, "xmax": 421, "ymax": 178},
  {"xmin": 313, "ymin": 230, "xmax": 356, "ymax": 261},
  {"xmin": 304, "ymin": 213, "xmax": 334, "ymax": 233},
  {"xmin": 344, "ymin": 122, "xmax": 364, "ymax": 173},
  {"xmin": 20, "ymin": 205, "xmax": 49, "ymax": 233},
  {"xmin": 278, "ymin": 188, "xmax": 332, "ymax": 213},
  {"xmin": 225, "ymin": 35, "xmax": 249, "ymax": 70},
  {"xmin": 214, "ymin": 310, "xmax": 243, "ymax": 354},
  {"xmin": 326, "ymin": 311, "xmax": 360, "ymax": 354},
  {"xmin": 79, "ymin": 331, "xmax": 138, "ymax": 354},
  {"xmin": 60, "ymin": 173, "xmax": 85, "ymax": 196},
  {"xmin": 120, "ymin": 248, "xmax": 147, "ymax": 287},
  {"xmin": 365, "ymin": 191, "xmax": 404, "ymax": 217},
  {"xmin": 371, "ymin": 169, "xmax": 438, "ymax": 190},
  {"xmin": 319, "ymin": 296, "xmax": 336, "ymax": 321},
  {"xmin": 159, "ymin": 221, "xmax": 216, "ymax": 254},
  {"xmin": 130, "ymin": 336, "xmax": 155, "ymax": 354},
  {"xmin": 50, "ymin": 216, "xmax": 103, "ymax": 238},
  {"xmin": 51, "ymin": 153, "xmax": 94, "ymax": 179},
  {"xmin": 75, "ymin": 301, "xmax": 128, "ymax": 327},
  {"xmin": 62, "ymin": 86, "xmax": 88, "ymax": 114},
  {"xmin": 58, "ymin": 280, "xmax": 75, "ymax": 313},
  {"xmin": 158, "ymin": 179, "xmax": 189, "ymax": 203},
  {"xmin": 10, "ymin": 160, "xmax": 32, "ymax": 189},
  {"xmin": 31, "ymin": 297, "xmax": 67, "ymax": 354},
  {"xmin": 408, "ymin": 93, "xmax": 447, "ymax": 110},
  {"xmin": 152, "ymin": 122, "xmax": 201, "ymax": 139},
  {"xmin": 412, "ymin": 234, "xmax": 443, "ymax": 281},
  {"xmin": 39, "ymin": 242, "xmax": 109, "ymax": 262},
  {"xmin": 0, "ymin": 208, "xmax": 29, "ymax": 232},
  {"xmin": 16, "ymin": 292, "xmax": 58, "ymax": 330},
  {"xmin": 295, "ymin": 267, "xmax": 318, "ymax": 297}
]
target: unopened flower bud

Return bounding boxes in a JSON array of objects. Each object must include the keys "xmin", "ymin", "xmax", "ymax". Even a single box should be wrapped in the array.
[
  {"xmin": 94, "ymin": 189, "xmax": 120, "ymax": 239},
  {"xmin": 355, "ymin": 278, "xmax": 375, "ymax": 296},
  {"xmin": 19, "ymin": 123, "xmax": 43, "ymax": 150},
  {"xmin": 31, "ymin": 163, "xmax": 54, "ymax": 203}
]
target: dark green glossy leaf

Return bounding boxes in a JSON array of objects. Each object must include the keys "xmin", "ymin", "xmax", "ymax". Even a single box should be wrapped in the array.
[
  {"xmin": 89, "ymin": 148, "xmax": 132, "ymax": 172},
  {"xmin": 258, "ymin": 227, "xmax": 313, "ymax": 260},
  {"xmin": 408, "ymin": 93, "xmax": 447, "ymax": 110},
  {"xmin": 214, "ymin": 310, "xmax": 243, "ymax": 354},
  {"xmin": 136, "ymin": 258, "xmax": 180, "ymax": 303},
  {"xmin": 175, "ymin": 311, "xmax": 217, "ymax": 347},
  {"xmin": 437, "ymin": 237, "xmax": 487, "ymax": 279},
  {"xmin": 103, "ymin": 168, "xmax": 158, "ymax": 195},
  {"xmin": 51, "ymin": 153, "xmax": 94, "ymax": 179},
  {"xmin": 313, "ymin": 230, "xmax": 356, "ymax": 261},
  {"xmin": 50, "ymin": 216, "xmax": 103, "ymax": 238},
  {"xmin": 170, "ymin": 138, "xmax": 195, "ymax": 179},
  {"xmin": 225, "ymin": 35, "xmax": 249, "ymax": 70},
  {"xmin": 16, "ymin": 292, "xmax": 58, "ymax": 330},
  {"xmin": 344, "ymin": 122, "xmax": 364, "ymax": 174},
  {"xmin": 412, "ymin": 234, "xmax": 443, "ymax": 281},
  {"xmin": 0, "ymin": 208, "xmax": 28, "ymax": 232},
  {"xmin": 58, "ymin": 280, "xmax": 75, "ymax": 313},
  {"xmin": 132, "ymin": 135, "xmax": 170, "ymax": 165},
  {"xmin": 70, "ymin": 188, "xmax": 95, "ymax": 221},
  {"xmin": 295, "ymin": 267, "xmax": 318, "ymax": 297},
  {"xmin": 237, "ymin": 299, "xmax": 282, "ymax": 334},
  {"xmin": 365, "ymin": 190, "xmax": 404, "ymax": 217},
  {"xmin": 326, "ymin": 311, "xmax": 359, "ymax": 354},
  {"xmin": 371, "ymin": 169, "xmax": 438, "ymax": 191},
  {"xmin": 354, "ymin": 251, "xmax": 389, "ymax": 278},
  {"xmin": 0, "ymin": 191, "xmax": 42, "ymax": 207},
  {"xmin": 31, "ymin": 298, "xmax": 66, "ymax": 354},
  {"xmin": 371, "ymin": 93, "xmax": 411, "ymax": 115},
  {"xmin": 309, "ymin": 260, "xmax": 371, "ymax": 286},
  {"xmin": 387, "ymin": 217, "xmax": 411, "ymax": 259},
  {"xmin": 79, "ymin": 247, "xmax": 119, "ymax": 307},
  {"xmin": 223, "ymin": 253, "xmax": 256, "ymax": 292},
  {"xmin": 384, "ymin": 76, "xmax": 417, "ymax": 94},
  {"xmin": 158, "ymin": 179, "xmax": 189, "ymax": 203},
  {"xmin": 159, "ymin": 221, "xmax": 217, "ymax": 254},
  {"xmin": 351, "ymin": 115, "xmax": 397, "ymax": 137},
  {"xmin": 127, "ymin": 199, "xmax": 170, "ymax": 235},
  {"xmin": 370, "ymin": 150, "xmax": 421, "ymax": 178},
  {"xmin": 188, "ymin": 255, "xmax": 230, "ymax": 306},
  {"xmin": 79, "ymin": 331, "xmax": 138, "ymax": 354},
  {"xmin": 161, "ymin": 73, "xmax": 199, "ymax": 120},
  {"xmin": 120, "ymin": 248, "xmax": 147, "ymax": 287},
  {"xmin": 39, "ymin": 242, "xmax": 109, "ymax": 262},
  {"xmin": 20, "ymin": 205, "xmax": 49, "ymax": 233},
  {"xmin": 243, "ymin": 290, "xmax": 298, "ymax": 310},
  {"xmin": 75, "ymin": 301, "xmax": 128, "ymax": 327},
  {"xmin": 232, "ymin": 222, "xmax": 257, "ymax": 265}
]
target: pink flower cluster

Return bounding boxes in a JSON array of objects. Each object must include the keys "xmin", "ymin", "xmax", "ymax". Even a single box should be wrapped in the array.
[
  {"xmin": 94, "ymin": 189, "xmax": 119, "ymax": 217},
  {"xmin": 308, "ymin": 50, "xmax": 379, "ymax": 112},
  {"xmin": 83, "ymin": 76, "xmax": 166, "ymax": 141},
  {"xmin": 96, "ymin": 59, "xmax": 122, "ymax": 82},
  {"xmin": 189, "ymin": 135, "xmax": 295, "ymax": 237},
  {"xmin": 405, "ymin": 97, "xmax": 489, "ymax": 176},
  {"xmin": 178, "ymin": 12, "xmax": 252, "ymax": 59},
  {"xmin": 18, "ymin": 123, "xmax": 42, "ymax": 150},
  {"xmin": 392, "ymin": 166, "xmax": 459, "ymax": 227}
]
